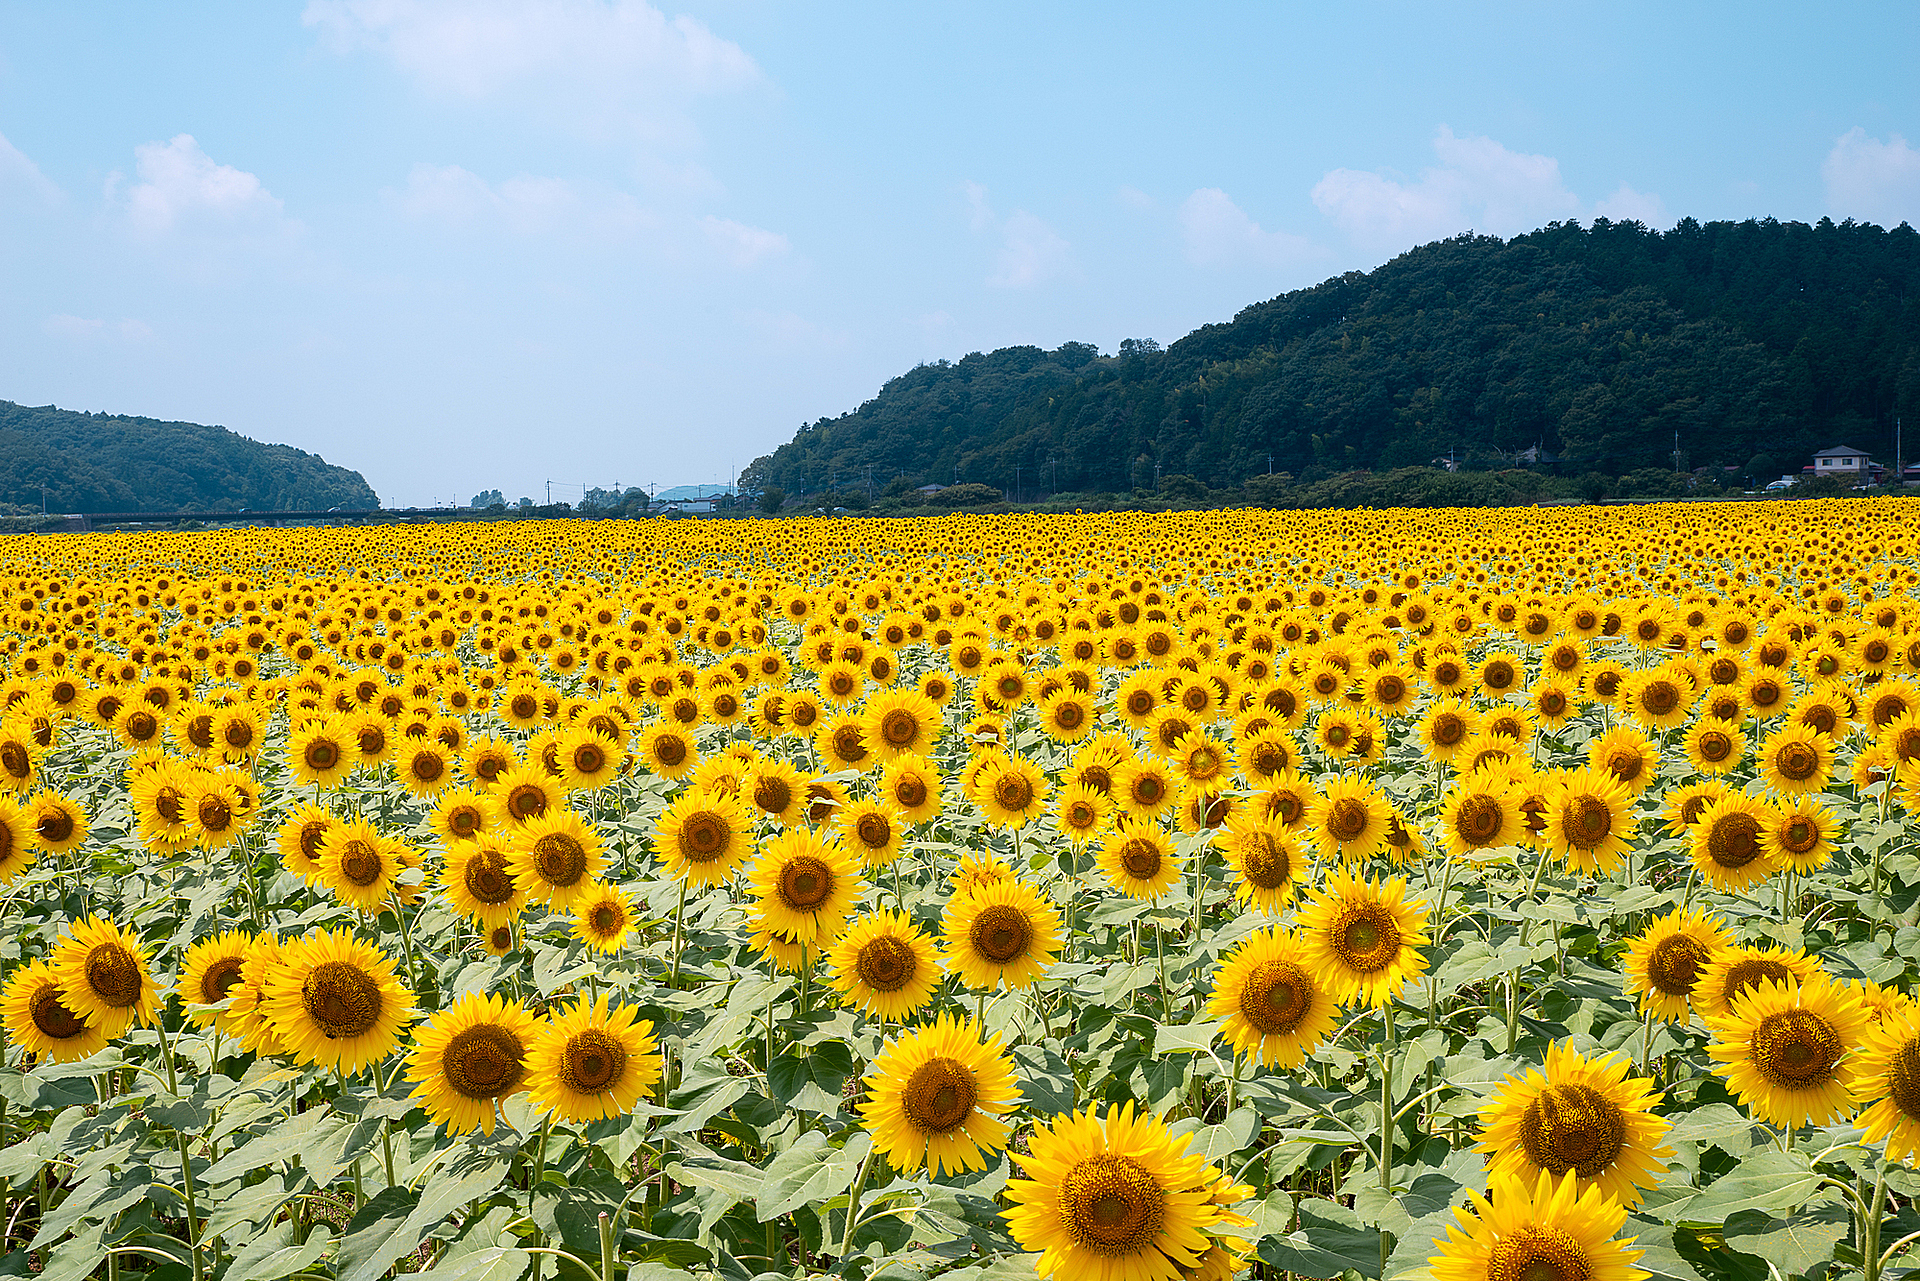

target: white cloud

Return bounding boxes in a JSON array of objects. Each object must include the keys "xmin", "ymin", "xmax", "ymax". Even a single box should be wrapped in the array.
[
  {"xmin": 738, "ymin": 309, "xmax": 848, "ymax": 353},
  {"xmin": 1312, "ymin": 126, "xmax": 1581, "ymax": 254},
  {"xmin": 1823, "ymin": 128, "xmax": 1920, "ymax": 229},
  {"xmin": 963, "ymin": 184, "xmax": 1073, "ymax": 289},
  {"xmin": 1592, "ymin": 183, "xmax": 1669, "ymax": 228},
  {"xmin": 0, "ymin": 132, "xmax": 60, "ymax": 206},
  {"xmin": 119, "ymin": 134, "xmax": 289, "ymax": 237},
  {"xmin": 1116, "ymin": 185, "xmax": 1155, "ymax": 211},
  {"xmin": 43, "ymin": 315, "xmax": 152, "ymax": 341},
  {"xmin": 700, "ymin": 215, "xmax": 788, "ymax": 268},
  {"xmin": 303, "ymin": 0, "xmax": 757, "ymax": 139},
  {"xmin": 1177, "ymin": 188, "xmax": 1321, "ymax": 269}
]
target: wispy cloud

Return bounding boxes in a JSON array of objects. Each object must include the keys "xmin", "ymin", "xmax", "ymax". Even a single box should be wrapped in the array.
[
  {"xmin": 0, "ymin": 131, "xmax": 61, "ymax": 206},
  {"xmin": 963, "ymin": 183, "xmax": 1073, "ymax": 289},
  {"xmin": 1592, "ymin": 182, "xmax": 1669, "ymax": 228},
  {"xmin": 1177, "ymin": 188, "xmax": 1322, "ymax": 269},
  {"xmin": 116, "ymin": 134, "xmax": 292, "ymax": 238},
  {"xmin": 43, "ymin": 315, "xmax": 152, "ymax": 341},
  {"xmin": 1823, "ymin": 128, "xmax": 1920, "ymax": 229}
]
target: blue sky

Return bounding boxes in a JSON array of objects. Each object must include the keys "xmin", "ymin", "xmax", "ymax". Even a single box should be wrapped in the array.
[{"xmin": 3, "ymin": 2, "xmax": 1917, "ymax": 508}]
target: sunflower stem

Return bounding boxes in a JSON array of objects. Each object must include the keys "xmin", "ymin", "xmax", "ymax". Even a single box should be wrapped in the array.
[
  {"xmin": 1378, "ymin": 1001, "xmax": 1396, "ymax": 1194},
  {"xmin": 387, "ymin": 889, "xmax": 422, "ymax": 998},
  {"xmin": 598, "ymin": 1210, "xmax": 616, "ymax": 1281},
  {"xmin": 838, "ymin": 1139, "xmax": 877, "ymax": 1258},
  {"xmin": 667, "ymin": 877, "xmax": 690, "ymax": 990},
  {"xmin": 1862, "ymin": 1163, "xmax": 1891, "ymax": 1281}
]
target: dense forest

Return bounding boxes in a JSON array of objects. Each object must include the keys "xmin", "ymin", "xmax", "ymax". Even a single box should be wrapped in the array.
[
  {"xmin": 740, "ymin": 217, "xmax": 1920, "ymax": 505},
  {"xmin": 0, "ymin": 401, "xmax": 379, "ymax": 513}
]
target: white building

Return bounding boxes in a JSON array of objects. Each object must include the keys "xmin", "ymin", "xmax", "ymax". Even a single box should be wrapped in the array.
[{"xmin": 1812, "ymin": 445, "xmax": 1871, "ymax": 479}]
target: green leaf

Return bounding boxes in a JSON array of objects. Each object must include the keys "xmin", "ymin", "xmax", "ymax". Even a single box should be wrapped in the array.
[
  {"xmin": 1258, "ymin": 1197, "xmax": 1386, "ymax": 1280},
  {"xmin": 202, "ymin": 1171, "xmax": 304, "ymax": 1240},
  {"xmin": 1677, "ymin": 1149, "xmax": 1819, "ymax": 1225},
  {"xmin": 1662, "ymin": 1104, "xmax": 1757, "ymax": 1144},
  {"xmin": 424, "ymin": 1246, "xmax": 531, "ymax": 1281},
  {"xmin": 226, "ymin": 1224, "xmax": 335, "ymax": 1281},
  {"xmin": 201, "ymin": 1108, "xmax": 340, "ymax": 1184},
  {"xmin": 337, "ymin": 1161, "xmax": 509, "ymax": 1281},
  {"xmin": 1721, "ymin": 1198, "xmax": 1849, "ymax": 1274},
  {"xmin": 1010, "ymin": 1043, "xmax": 1075, "ymax": 1117},
  {"xmin": 1153, "ymin": 1019, "xmax": 1224, "ymax": 1055},
  {"xmin": 756, "ymin": 1131, "xmax": 869, "ymax": 1222}
]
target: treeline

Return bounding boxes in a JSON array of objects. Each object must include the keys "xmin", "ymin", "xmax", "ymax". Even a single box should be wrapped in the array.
[
  {"xmin": 740, "ymin": 216, "xmax": 1920, "ymax": 503},
  {"xmin": 0, "ymin": 401, "xmax": 379, "ymax": 513}
]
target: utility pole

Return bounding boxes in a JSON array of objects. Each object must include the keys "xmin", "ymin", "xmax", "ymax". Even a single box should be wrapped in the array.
[
  {"xmin": 546, "ymin": 481, "xmax": 552, "ymax": 505},
  {"xmin": 1014, "ymin": 465, "xmax": 1021, "ymax": 503},
  {"xmin": 1267, "ymin": 452, "xmax": 1273, "ymax": 475},
  {"xmin": 1672, "ymin": 429, "xmax": 1682, "ymax": 474},
  {"xmin": 1897, "ymin": 416, "xmax": 1904, "ymax": 490}
]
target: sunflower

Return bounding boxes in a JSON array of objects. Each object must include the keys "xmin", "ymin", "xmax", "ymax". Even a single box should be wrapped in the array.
[
  {"xmin": 859, "ymin": 688, "xmax": 941, "ymax": 762},
  {"xmin": 1757, "ymin": 725, "xmax": 1833, "ymax": 798},
  {"xmin": 1002, "ymin": 1102, "xmax": 1227, "ymax": 1281},
  {"xmin": 1692, "ymin": 944, "xmax": 1821, "ymax": 1022},
  {"xmin": 1220, "ymin": 815, "xmax": 1305, "ymax": 914},
  {"xmin": 1681, "ymin": 719, "xmax": 1745, "ymax": 776},
  {"xmin": 489, "ymin": 763, "xmax": 556, "ymax": 830},
  {"xmin": 800, "ymin": 776, "xmax": 849, "ymax": 827},
  {"xmin": 827, "ymin": 909, "xmax": 943, "ymax": 1021},
  {"xmin": 1295, "ymin": 869, "xmax": 1429, "ymax": 1008},
  {"xmin": 1475, "ymin": 1042, "xmax": 1673, "ymax": 1208},
  {"xmin": 748, "ymin": 827, "xmax": 865, "ymax": 946},
  {"xmin": 1855, "ymin": 1005, "xmax": 1920, "ymax": 1164},
  {"xmin": 970, "ymin": 754, "xmax": 1051, "ymax": 830},
  {"xmin": 636, "ymin": 724, "xmax": 698, "ymax": 780},
  {"xmin": 1428, "ymin": 1170, "xmax": 1646, "ymax": 1281},
  {"xmin": 1587, "ymin": 725, "xmax": 1660, "ymax": 796},
  {"xmin": 317, "ymin": 817, "xmax": 415, "ymax": 912},
  {"xmin": 745, "ymin": 758, "xmax": 808, "ymax": 826},
  {"xmin": 1234, "ymin": 730, "xmax": 1297, "ymax": 785},
  {"xmin": 526, "ymin": 995, "xmax": 663, "ymax": 1123},
  {"xmin": 1416, "ymin": 701, "xmax": 1480, "ymax": 764},
  {"xmin": 1112, "ymin": 759, "xmax": 1178, "ymax": 822},
  {"xmin": 260, "ymin": 927, "xmax": 416, "ymax": 1074},
  {"xmin": 862, "ymin": 1014, "xmax": 1020, "ymax": 1175},
  {"xmin": 1, "ymin": 959, "xmax": 111, "ymax": 1064},
  {"xmin": 0, "ymin": 793, "xmax": 36, "ymax": 884},
  {"xmin": 1619, "ymin": 668, "xmax": 1695, "ymax": 730},
  {"xmin": 225, "ymin": 934, "xmax": 288, "ymax": 1056},
  {"xmin": 1623, "ymin": 905, "xmax": 1731, "ymax": 1023},
  {"xmin": 129, "ymin": 763, "xmax": 195, "ymax": 851},
  {"xmin": 183, "ymin": 774, "xmax": 249, "ymax": 851},
  {"xmin": 428, "ymin": 788, "xmax": 491, "ymax": 847},
  {"xmin": 1037, "ymin": 688, "xmax": 1097, "ymax": 743},
  {"xmin": 879, "ymin": 753, "xmax": 944, "ymax": 825},
  {"xmin": 1759, "ymin": 795, "xmax": 1837, "ymax": 874},
  {"xmin": 22, "ymin": 790, "xmax": 87, "ymax": 856},
  {"xmin": 951, "ymin": 853, "xmax": 1016, "ymax": 897},
  {"xmin": 942, "ymin": 877, "xmax": 1063, "ymax": 991},
  {"xmin": 1053, "ymin": 782, "xmax": 1113, "ymax": 848},
  {"xmin": 1168, "ymin": 732, "xmax": 1232, "ymax": 791},
  {"xmin": 442, "ymin": 841, "xmax": 526, "ymax": 927},
  {"xmin": 653, "ymin": 787, "xmax": 751, "ymax": 887},
  {"xmin": 1705, "ymin": 971, "xmax": 1871, "ymax": 1129},
  {"xmin": 481, "ymin": 922, "xmax": 517, "ymax": 957},
  {"xmin": 571, "ymin": 881, "xmax": 636, "ymax": 954},
  {"xmin": 1256, "ymin": 769, "xmax": 1316, "ymax": 831},
  {"xmin": 814, "ymin": 713, "xmax": 872, "ymax": 770},
  {"xmin": 838, "ymin": 798, "xmax": 907, "ymax": 870},
  {"xmin": 1095, "ymin": 820, "xmax": 1182, "ymax": 900},
  {"xmin": 212, "ymin": 704, "xmax": 262, "ymax": 763},
  {"xmin": 396, "ymin": 740, "xmax": 455, "ymax": 798},
  {"xmin": 1439, "ymin": 771, "xmax": 1523, "ymax": 860},
  {"xmin": 1307, "ymin": 773, "xmax": 1393, "ymax": 864},
  {"xmin": 1689, "ymin": 793, "xmax": 1777, "ymax": 894},
  {"xmin": 505, "ymin": 809, "xmax": 608, "ymax": 909},
  {"xmin": 112, "ymin": 702, "xmax": 167, "ymax": 752},
  {"xmin": 1208, "ymin": 927, "xmax": 1341, "ymax": 1069},
  {"xmin": 178, "ymin": 930, "xmax": 254, "ymax": 1031},
  {"xmin": 1541, "ymin": 768, "xmax": 1633, "ymax": 876},
  {"xmin": 405, "ymin": 991, "xmax": 539, "ymax": 1135},
  {"xmin": 464, "ymin": 734, "xmax": 518, "ymax": 789},
  {"xmin": 49, "ymin": 915, "xmax": 158, "ymax": 1037},
  {"xmin": 746, "ymin": 912, "xmax": 810, "ymax": 973}
]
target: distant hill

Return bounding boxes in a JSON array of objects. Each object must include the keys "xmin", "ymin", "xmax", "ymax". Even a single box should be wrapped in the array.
[
  {"xmin": 0, "ymin": 401, "xmax": 379, "ymax": 513},
  {"xmin": 740, "ymin": 216, "xmax": 1920, "ymax": 501},
  {"xmin": 655, "ymin": 484, "xmax": 736, "ymax": 502}
]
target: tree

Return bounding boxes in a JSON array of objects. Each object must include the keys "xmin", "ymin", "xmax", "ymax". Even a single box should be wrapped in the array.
[
  {"xmin": 471, "ymin": 489, "xmax": 504, "ymax": 508},
  {"xmin": 757, "ymin": 487, "xmax": 786, "ymax": 515}
]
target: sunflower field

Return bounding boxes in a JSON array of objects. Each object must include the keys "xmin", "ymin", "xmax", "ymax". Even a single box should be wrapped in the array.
[{"xmin": 4, "ymin": 503, "xmax": 1920, "ymax": 1281}]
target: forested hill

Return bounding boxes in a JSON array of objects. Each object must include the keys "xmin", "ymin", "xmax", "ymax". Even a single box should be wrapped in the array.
[
  {"xmin": 741, "ymin": 217, "xmax": 1920, "ymax": 500},
  {"xmin": 0, "ymin": 401, "xmax": 379, "ymax": 513}
]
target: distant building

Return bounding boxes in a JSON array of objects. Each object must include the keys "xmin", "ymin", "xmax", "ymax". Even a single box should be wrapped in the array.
[
  {"xmin": 1812, "ymin": 445, "xmax": 1872, "ymax": 480},
  {"xmin": 915, "ymin": 484, "xmax": 947, "ymax": 496}
]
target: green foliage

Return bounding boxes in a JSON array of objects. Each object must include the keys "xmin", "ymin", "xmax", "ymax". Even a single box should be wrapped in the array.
[
  {"xmin": 923, "ymin": 482, "xmax": 1004, "ymax": 507},
  {"xmin": 0, "ymin": 401, "xmax": 379, "ymax": 513},
  {"xmin": 755, "ymin": 487, "xmax": 784, "ymax": 515},
  {"xmin": 740, "ymin": 217, "xmax": 1920, "ymax": 502}
]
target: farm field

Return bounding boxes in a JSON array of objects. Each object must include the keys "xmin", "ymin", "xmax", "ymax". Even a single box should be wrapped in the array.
[{"xmin": 2, "ymin": 502, "xmax": 1919, "ymax": 1281}]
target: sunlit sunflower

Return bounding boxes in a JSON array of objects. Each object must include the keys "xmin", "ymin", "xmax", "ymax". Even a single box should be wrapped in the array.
[
  {"xmin": 1256, "ymin": 769, "xmax": 1316, "ymax": 831},
  {"xmin": 852, "ymin": 687, "xmax": 937, "ymax": 762},
  {"xmin": 1541, "ymin": 768, "xmax": 1634, "ymax": 876},
  {"xmin": 396, "ymin": 740, "xmax": 455, "ymax": 798},
  {"xmin": 1440, "ymin": 770, "xmax": 1523, "ymax": 860},
  {"xmin": 880, "ymin": 753, "xmax": 944, "ymax": 825},
  {"xmin": 942, "ymin": 877, "xmax": 1063, "ymax": 991},
  {"xmin": 1427, "ymin": 1170, "xmax": 1647, "ymax": 1281},
  {"xmin": 1705, "ymin": 971, "xmax": 1870, "ymax": 1129},
  {"xmin": 835, "ymin": 797, "xmax": 904, "ymax": 870},
  {"xmin": 1113, "ymin": 758, "xmax": 1179, "ymax": 822},
  {"xmin": 489, "ymin": 762, "xmax": 556, "ymax": 831},
  {"xmin": 505, "ymin": 808, "xmax": 608, "ymax": 909},
  {"xmin": 653, "ymin": 787, "xmax": 751, "ymax": 886},
  {"xmin": 863, "ymin": 1013, "xmax": 1020, "ymax": 1175},
  {"xmin": 1587, "ymin": 725, "xmax": 1660, "ymax": 796},
  {"xmin": 427, "ymin": 788, "xmax": 490, "ymax": 847},
  {"xmin": 1307, "ymin": 773, "xmax": 1394, "ymax": 864},
  {"xmin": 17, "ymin": 789, "xmax": 85, "ymax": 857},
  {"xmin": 571, "ymin": 881, "xmax": 635, "ymax": 954},
  {"xmin": 1050, "ymin": 782, "xmax": 1112, "ymax": 848},
  {"xmin": 1855, "ymin": 1005, "xmax": 1920, "ymax": 1164},
  {"xmin": 1757, "ymin": 724, "xmax": 1833, "ymax": 798},
  {"xmin": 1682, "ymin": 719, "xmax": 1745, "ymax": 776},
  {"xmin": 951, "ymin": 853, "xmax": 1016, "ymax": 897},
  {"xmin": 1662, "ymin": 781, "xmax": 1730, "ymax": 837},
  {"xmin": 1096, "ymin": 820, "xmax": 1182, "ymax": 900},
  {"xmin": 480, "ymin": 922, "xmax": 517, "ymax": 957},
  {"xmin": 745, "ymin": 758, "xmax": 808, "ymax": 826},
  {"xmin": 1476, "ymin": 1042, "xmax": 1673, "ymax": 1208},
  {"xmin": 1619, "ymin": 667, "xmax": 1695, "ymax": 731},
  {"xmin": 525, "ymin": 994, "xmax": 662, "ymax": 1123},
  {"xmin": 1003, "ymin": 1102, "xmax": 1227, "ymax": 1281},
  {"xmin": 266, "ymin": 803, "xmax": 329, "ymax": 884},
  {"xmin": 1295, "ymin": 869, "xmax": 1429, "ymax": 1008},
  {"xmin": 1208, "ymin": 927, "xmax": 1340, "ymax": 1069},
  {"xmin": 49, "ymin": 915, "xmax": 158, "ymax": 1037},
  {"xmin": 748, "ymin": 827, "xmax": 865, "ymax": 946},
  {"xmin": 463, "ymin": 734, "xmax": 518, "ymax": 790},
  {"xmin": 972, "ymin": 754, "xmax": 1051, "ymax": 829},
  {"xmin": 317, "ymin": 817, "xmax": 416, "ymax": 912},
  {"xmin": 225, "ymin": 934, "xmax": 288, "ymax": 1056},
  {"xmin": 1692, "ymin": 944, "xmax": 1821, "ymax": 1022},
  {"xmin": 1689, "ymin": 793, "xmax": 1778, "ymax": 894},
  {"xmin": 0, "ymin": 793, "xmax": 36, "ymax": 884},
  {"xmin": 1220, "ymin": 814, "xmax": 1305, "ymax": 914},
  {"xmin": 1038, "ymin": 688, "xmax": 1097, "ymax": 744},
  {"xmin": 178, "ymin": 930, "xmax": 254, "ymax": 1031},
  {"xmin": 1416, "ymin": 701, "xmax": 1480, "ymax": 765},
  {"xmin": 827, "ymin": 909, "xmax": 943, "ymax": 1021},
  {"xmin": 1623, "ymin": 906, "xmax": 1732, "ymax": 1022},
  {"xmin": 1760, "ymin": 796, "xmax": 1837, "ymax": 873},
  {"xmin": 1233, "ymin": 729, "xmax": 1297, "ymax": 786},
  {"xmin": 1168, "ymin": 731, "xmax": 1232, "ymax": 791},
  {"xmin": 129, "ymin": 763, "xmax": 195, "ymax": 852},
  {"xmin": 442, "ymin": 841, "xmax": 525, "ymax": 927},
  {"xmin": 405, "ymin": 991, "xmax": 539, "ymax": 1135},
  {"xmin": 2, "ymin": 959, "xmax": 111, "ymax": 1063},
  {"xmin": 635, "ymin": 723, "xmax": 698, "ymax": 781},
  {"xmin": 557, "ymin": 726, "xmax": 625, "ymax": 792},
  {"xmin": 260, "ymin": 927, "xmax": 416, "ymax": 1075}
]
